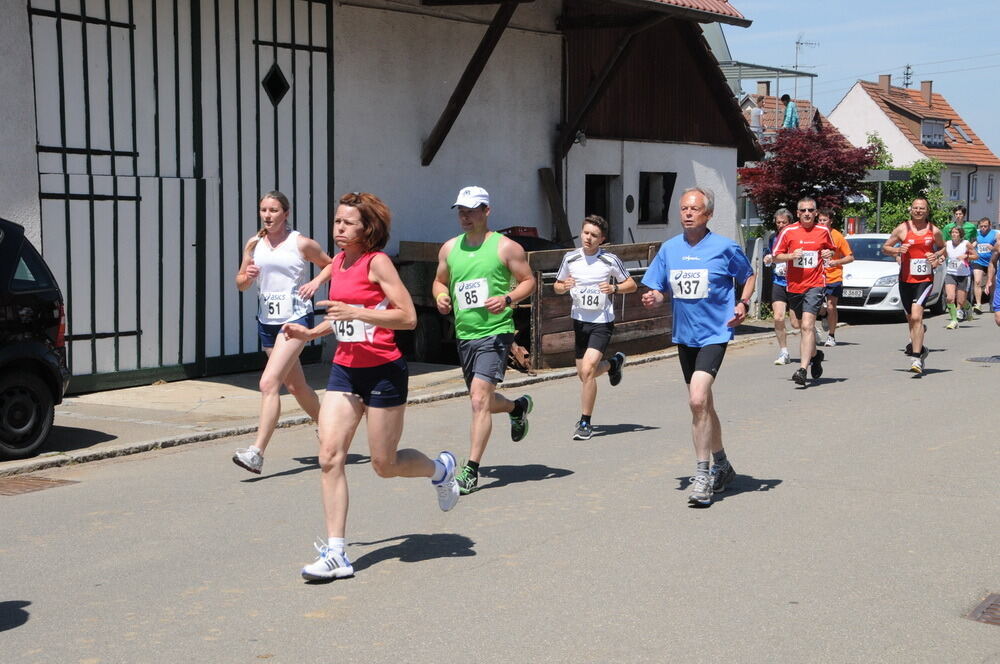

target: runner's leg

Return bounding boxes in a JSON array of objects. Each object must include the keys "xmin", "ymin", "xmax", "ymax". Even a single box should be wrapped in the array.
[
  {"xmin": 317, "ymin": 392, "xmax": 365, "ymax": 539},
  {"xmin": 253, "ymin": 334, "xmax": 309, "ymax": 454}
]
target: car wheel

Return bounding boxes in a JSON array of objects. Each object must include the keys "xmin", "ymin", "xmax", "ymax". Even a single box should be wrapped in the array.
[
  {"xmin": 0, "ymin": 372, "xmax": 55, "ymax": 459},
  {"xmin": 931, "ymin": 290, "xmax": 947, "ymax": 315}
]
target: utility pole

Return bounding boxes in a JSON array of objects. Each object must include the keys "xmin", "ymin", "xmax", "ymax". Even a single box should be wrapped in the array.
[
  {"xmin": 794, "ymin": 34, "xmax": 818, "ymax": 98},
  {"xmin": 903, "ymin": 64, "xmax": 913, "ymax": 88}
]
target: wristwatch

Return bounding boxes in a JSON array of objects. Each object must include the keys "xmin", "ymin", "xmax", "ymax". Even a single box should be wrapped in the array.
[
  {"xmin": 504, "ymin": 295, "xmax": 513, "ymax": 308},
  {"xmin": 739, "ymin": 298, "xmax": 751, "ymax": 308}
]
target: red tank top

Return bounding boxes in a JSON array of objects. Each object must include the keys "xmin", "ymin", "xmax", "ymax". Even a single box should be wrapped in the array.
[
  {"xmin": 900, "ymin": 223, "xmax": 936, "ymax": 283},
  {"xmin": 327, "ymin": 251, "xmax": 403, "ymax": 368}
]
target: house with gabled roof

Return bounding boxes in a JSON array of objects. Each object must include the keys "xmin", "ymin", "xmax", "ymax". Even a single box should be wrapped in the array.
[{"xmin": 829, "ymin": 74, "xmax": 1000, "ymax": 222}]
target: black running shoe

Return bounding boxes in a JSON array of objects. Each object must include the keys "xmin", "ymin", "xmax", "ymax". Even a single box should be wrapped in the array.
[
  {"xmin": 608, "ymin": 352, "xmax": 626, "ymax": 387},
  {"xmin": 509, "ymin": 395, "xmax": 533, "ymax": 442},
  {"xmin": 455, "ymin": 464, "xmax": 479, "ymax": 495},
  {"xmin": 792, "ymin": 367, "xmax": 807, "ymax": 385},
  {"xmin": 810, "ymin": 350, "xmax": 824, "ymax": 380},
  {"xmin": 711, "ymin": 461, "xmax": 736, "ymax": 492}
]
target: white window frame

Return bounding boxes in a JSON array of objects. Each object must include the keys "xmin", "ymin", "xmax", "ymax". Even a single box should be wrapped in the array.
[
  {"xmin": 970, "ymin": 173, "xmax": 978, "ymax": 201},
  {"xmin": 949, "ymin": 173, "xmax": 961, "ymax": 200},
  {"xmin": 988, "ymin": 174, "xmax": 995, "ymax": 202}
]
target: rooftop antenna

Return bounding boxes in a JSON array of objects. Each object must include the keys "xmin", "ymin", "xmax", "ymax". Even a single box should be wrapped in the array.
[
  {"xmin": 794, "ymin": 34, "xmax": 818, "ymax": 98},
  {"xmin": 902, "ymin": 64, "xmax": 913, "ymax": 88}
]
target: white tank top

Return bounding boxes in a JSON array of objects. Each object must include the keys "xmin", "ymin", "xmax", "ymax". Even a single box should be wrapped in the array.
[
  {"xmin": 945, "ymin": 240, "xmax": 971, "ymax": 277},
  {"xmin": 252, "ymin": 230, "xmax": 313, "ymax": 324}
]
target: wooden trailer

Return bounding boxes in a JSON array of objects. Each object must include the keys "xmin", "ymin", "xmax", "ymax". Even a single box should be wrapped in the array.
[{"xmin": 394, "ymin": 240, "xmax": 672, "ymax": 368}]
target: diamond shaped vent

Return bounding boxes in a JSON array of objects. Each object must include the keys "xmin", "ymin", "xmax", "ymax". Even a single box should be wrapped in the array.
[{"xmin": 262, "ymin": 63, "xmax": 290, "ymax": 107}]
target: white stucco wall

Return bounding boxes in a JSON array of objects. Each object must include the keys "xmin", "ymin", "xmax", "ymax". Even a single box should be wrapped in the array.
[
  {"xmin": 828, "ymin": 83, "xmax": 925, "ymax": 165},
  {"xmin": 0, "ymin": 8, "xmax": 42, "ymax": 245},
  {"xmin": 565, "ymin": 138, "xmax": 740, "ymax": 246},
  {"xmin": 946, "ymin": 166, "xmax": 1000, "ymax": 223},
  {"xmin": 332, "ymin": 2, "xmax": 561, "ymax": 253}
]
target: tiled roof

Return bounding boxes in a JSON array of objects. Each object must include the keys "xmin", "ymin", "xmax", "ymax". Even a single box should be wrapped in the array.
[
  {"xmin": 640, "ymin": 0, "xmax": 750, "ymax": 27},
  {"xmin": 858, "ymin": 80, "xmax": 1000, "ymax": 167}
]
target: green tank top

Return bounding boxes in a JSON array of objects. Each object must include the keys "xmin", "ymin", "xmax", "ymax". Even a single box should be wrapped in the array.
[{"xmin": 447, "ymin": 232, "xmax": 515, "ymax": 339}]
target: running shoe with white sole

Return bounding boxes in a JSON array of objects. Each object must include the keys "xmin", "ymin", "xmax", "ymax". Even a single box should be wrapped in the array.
[
  {"xmin": 573, "ymin": 420, "xmax": 594, "ymax": 440},
  {"xmin": 301, "ymin": 541, "xmax": 354, "ymax": 581},
  {"xmin": 608, "ymin": 352, "xmax": 626, "ymax": 387},
  {"xmin": 433, "ymin": 451, "xmax": 459, "ymax": 512},
  {"xmin": 688, "ymin": 474, "xmax": 714, "ymax": 506},
  {"xmin": 774, "ymin": 350, "xmax": 791, "ymax": 365},
  {"xmin": 232, "ymin": 447, "xmax": 263, "ymax": 474},
  {"xmin": 824, "ymin": 336, "xmax": 837, "ymax": 347},
  {"xmin": 945, "ymin": 320, "xmax": 958, "ymax": 330},
  {"xmin": 455, "ymin": 464, "xmax": 478, "ymax": 495}
]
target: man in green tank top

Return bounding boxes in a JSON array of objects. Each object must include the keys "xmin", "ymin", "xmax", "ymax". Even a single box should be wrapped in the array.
[{"xmin": 432, "ymin": 186, "xmax": 537, "ymax": 494}]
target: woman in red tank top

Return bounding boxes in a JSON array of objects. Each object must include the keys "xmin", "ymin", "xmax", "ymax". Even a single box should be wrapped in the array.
[{"xmin": 282, "ymin": 192, "xmax": 459, "ymax": 581}]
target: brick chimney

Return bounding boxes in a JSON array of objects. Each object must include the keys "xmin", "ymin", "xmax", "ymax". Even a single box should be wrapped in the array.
[
  {"xmin": 756, "ymin": 81, "xmax": 770, "ymax": 96},
  {"xmin": 920, "ymin": 80, "xmax": 933, "ymax": 107},
  {"xmin": 878, "ymin": 74, "xmax": 891, "ymax": 93}
]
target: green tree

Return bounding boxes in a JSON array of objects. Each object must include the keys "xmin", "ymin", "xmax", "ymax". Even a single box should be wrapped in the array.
[{"xmin": 842, "ymin": 132, "xmax": 951, "ymax": 231}]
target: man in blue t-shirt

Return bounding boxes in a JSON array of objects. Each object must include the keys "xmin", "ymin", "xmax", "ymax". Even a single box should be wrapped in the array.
[
  {"xmin": 642, "ymin": 187, "xmax": 755, "ymax": 507},
  {"xmin": 972, "ymin": 217, "xmax": 996, "ymax": 312}
]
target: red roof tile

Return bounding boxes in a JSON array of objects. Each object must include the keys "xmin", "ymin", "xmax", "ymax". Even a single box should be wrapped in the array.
[
  {"xmin": 638, "ymin": 0, "xmax": 750, "ymax": 26},
  {"xmin": 858, "ymin": 80, "xmax": 1000, "ymax": 167}
]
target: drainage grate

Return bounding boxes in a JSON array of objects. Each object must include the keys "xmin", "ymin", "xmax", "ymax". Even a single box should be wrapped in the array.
[
  {"xmin": 0, "ymin": 476, "xmax": 78, "ymax": 496},
  {"xmin": 967, "ymin": 594, "xmax": 1000, "ymax": 626},
  {"xmin": 967, "ymin": 356, "xmax": 1000, "ymax": 363}
]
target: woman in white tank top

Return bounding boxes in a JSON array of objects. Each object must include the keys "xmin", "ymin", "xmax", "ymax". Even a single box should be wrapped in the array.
[
  {"xmin": 231, "ymin": 191, "xmax": 333, "ymax": 474},
  {"xmin": 939, "ymin": 226, "xmax": 977, "ymax": 329}
]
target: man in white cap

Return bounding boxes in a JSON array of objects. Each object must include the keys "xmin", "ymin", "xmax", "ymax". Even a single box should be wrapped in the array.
[{"xmin": 432, "ymin": 186, "xmax": 537, "ymax": 494}]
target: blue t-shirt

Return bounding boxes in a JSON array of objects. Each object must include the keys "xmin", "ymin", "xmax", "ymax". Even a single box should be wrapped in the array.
[
  {"xmin": 974, "ymin": 230, "xmax": 996, "ymax": 267},
  {"xmin": 766, "ymin": 235, "xmax": 786, "ymax": 287},
  {"xmin": 642, "ymin": 231, "xmax": 754, "ymax": 347}
]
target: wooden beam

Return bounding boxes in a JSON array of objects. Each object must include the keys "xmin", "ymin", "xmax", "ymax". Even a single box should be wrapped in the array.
[
  {"xmin": 538, "ymin": 167, "xmax": 573, "ymax": 245},
  {"xmin": 556, "ymin": 12, "xmax": 659, "ymax": 31},
  {"xmin": 421, "ymin": 1, "xmax": 520, "ymax": 166},
  {"xmin": 556, "ymin": 14, "xmax": 665, "ymax": 158}
]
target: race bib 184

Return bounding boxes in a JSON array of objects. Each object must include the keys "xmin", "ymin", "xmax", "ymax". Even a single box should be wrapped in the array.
[
  {"xmin": 669, "ymin": 269, "xmax": 709, "ymax": 299},
  {"xmin": 571, "ymin": 285, "xmax": 607, "ymax": 310}
]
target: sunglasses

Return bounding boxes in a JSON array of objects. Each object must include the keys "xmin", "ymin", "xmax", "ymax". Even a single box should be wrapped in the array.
[{"xmin": 798, "ymin": 208, "xmax": 816, "ymax": 213}]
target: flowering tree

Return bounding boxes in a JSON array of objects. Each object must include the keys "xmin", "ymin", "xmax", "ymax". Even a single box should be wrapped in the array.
[{"xmin": 739, "ymin": 128, "xmax": 878, "ymax": 228}]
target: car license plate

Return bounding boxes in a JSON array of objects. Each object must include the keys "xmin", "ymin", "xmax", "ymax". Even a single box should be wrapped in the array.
[{"xmin": 843, "ymin": 288, "xmax": 864, "ymax": 298}]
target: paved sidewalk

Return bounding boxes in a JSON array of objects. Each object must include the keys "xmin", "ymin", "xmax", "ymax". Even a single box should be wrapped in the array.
[{"xmin": 0, "ymin": 322, "xmax": 782, "ymax": 477}]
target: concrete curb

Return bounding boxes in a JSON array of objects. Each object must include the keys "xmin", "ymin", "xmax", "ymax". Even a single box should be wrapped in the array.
[{"xmin": 2, "ymin": 328, "xmax": 796, "ymax": 477}]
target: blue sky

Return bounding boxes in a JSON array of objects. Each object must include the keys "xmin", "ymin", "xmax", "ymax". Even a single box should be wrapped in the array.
[{"xmin": 722, "ymin": 0, "xmax": 1000, "ymax": 158}]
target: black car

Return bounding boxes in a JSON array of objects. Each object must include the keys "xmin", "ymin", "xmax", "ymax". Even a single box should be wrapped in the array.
[{"xmin": 0, "ymin": 217, "xmax": 70, "ymax": 458}]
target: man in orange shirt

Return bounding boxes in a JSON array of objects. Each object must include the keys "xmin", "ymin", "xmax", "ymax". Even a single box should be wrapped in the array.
[
  {"xmin": 817, "ymin": 209, "xmax": 854, "ymax": 347},
  {"xmin": 772, "ymin": 197, "xmax": 836, "ymax": 386}
]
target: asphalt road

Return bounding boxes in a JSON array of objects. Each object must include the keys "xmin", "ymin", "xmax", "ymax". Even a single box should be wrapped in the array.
[{"xmin": 3, "ymin": 313, "xmax": 999, "ymax": 663}]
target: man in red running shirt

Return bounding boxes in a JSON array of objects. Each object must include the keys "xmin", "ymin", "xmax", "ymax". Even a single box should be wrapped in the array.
[
  {"xmin": 882, "ymin": 198, "xmax": 945, "ymax": 374},
  {"xmin": 772, "ymin": 197, "xmax": 835, "ymax": 386}
]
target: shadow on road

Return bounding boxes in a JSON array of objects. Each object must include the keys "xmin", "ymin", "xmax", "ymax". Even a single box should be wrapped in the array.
[
  {"xmin": 675, "ymin": 474, "xmax": 782, "ymax": 503},
  {"xmin": 349, "ymin": 533, "xmax": 476, "ymax": 574},
  {"xmin": 594, "ymin": 423, "xmax": 660, "ymax": 437},
  {"xmin": 41, "ymin": 426, "xmax": 117, "ymax": 454},
  {"xmin": 242, "ymin": 453, "xmax": 370, "ymax": 482},
  {"xmin": 0, "ymin": 601, "xmax": 31, "ymax": 632},
  {"xmin": 477, "ymin": 463, "xmax": 574, "ymax": 492}
]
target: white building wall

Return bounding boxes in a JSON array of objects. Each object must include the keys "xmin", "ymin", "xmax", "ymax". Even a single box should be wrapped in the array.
[
  {"xmin": 333, "ymin": 3, "xmax": 561, "ymax": 253},
  {"xmin": 0, "ymin": 8, "xmax": 42, "ymax": 245},
  {"xmin": 565, "ymin": 138, "xmax": 740, "ymax": 245},
  {"xmin": 948, "ymin": 165, "xmax": 1000, "ymax": 223},
  {"xmin": 828, "ymin": 83, "xmax": 925, "ymax": 165}
]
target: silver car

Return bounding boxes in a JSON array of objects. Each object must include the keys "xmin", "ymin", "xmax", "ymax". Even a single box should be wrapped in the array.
[{"xmin": 838, "ymin": 234, "xmax": 945, "ymax": 315}]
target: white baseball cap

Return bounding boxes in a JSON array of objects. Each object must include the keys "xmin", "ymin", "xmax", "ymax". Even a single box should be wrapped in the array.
[{"xmin": 452, "ymin": 186, "xmax": 490, "ymax": 209}]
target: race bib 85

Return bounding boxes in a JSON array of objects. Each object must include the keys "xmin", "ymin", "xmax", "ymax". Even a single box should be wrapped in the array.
[{"xmin": 455, "ymin": 278, "xmax": 488, "ymax": 310}]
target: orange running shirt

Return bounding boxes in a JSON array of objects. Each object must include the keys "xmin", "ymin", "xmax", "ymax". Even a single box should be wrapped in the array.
[
  {"xmin": 823, "ymin": 229, "xmax": 853, "ymax": 284},
  {"xmin": 899, "ymin": 223, "xmax": 937, "ymax": 284}
]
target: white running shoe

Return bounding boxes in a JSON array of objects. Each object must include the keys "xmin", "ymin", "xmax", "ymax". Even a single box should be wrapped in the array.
[
  {"xmin": 433, "ymin": 451, "xmax": 459, "ymax": 512},
  {"xmin": 232, "ymin": 447, "xmax": 263, "ymax": 474},
  {"xmin": 774, "ymin": 350, "xmax": 791, "ymax": 365},
  {"xmin": 823, "ymin": 336, "xmax": 837, "ymax": 347},
  {"xmin": 301, "ymin": 540, "xmax": 354, "ymax": 581}
]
